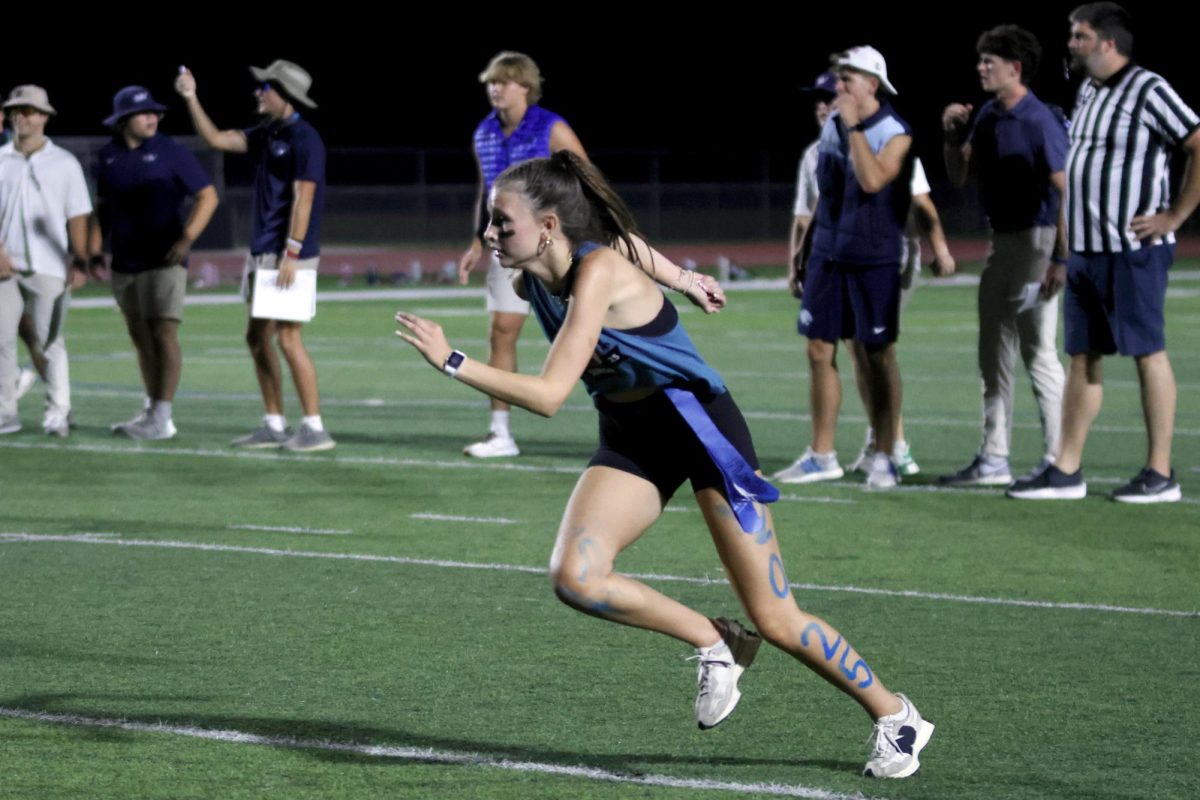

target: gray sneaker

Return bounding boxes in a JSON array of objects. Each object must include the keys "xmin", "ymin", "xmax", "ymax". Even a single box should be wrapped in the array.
[
  {"xmin": 119, "ymin": 416, "xmax": 178, "ymax": 441},
  {"xmin": 0, "ymin": 414, "xmax": 20, "ymax": 435},
  {"xmin": 111, "ymin": 410, "xmax": 149, "ymax": 434},
  {"xmin": 939, "ymin": 454, "xmax": 1012, "ymax": 486},
  {"xmin": 863, "ymin": 693, "xmax": 936, "ymax": 779},
  {"xmin": 693, "ymin": 617, "xmax": 762, "ymax": 730},
  {"xmin": 231, "ymin": 424, "xmax": 290, "ymax": 449},
  {"xmin": 281, "ymin": 423, "xmax": 336, "ymax": 453}
]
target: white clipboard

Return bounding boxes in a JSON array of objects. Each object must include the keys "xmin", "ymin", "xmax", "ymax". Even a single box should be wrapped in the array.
[{"xmin": 250, "ymin": 269, "xmax": 317, "ymax": 322}]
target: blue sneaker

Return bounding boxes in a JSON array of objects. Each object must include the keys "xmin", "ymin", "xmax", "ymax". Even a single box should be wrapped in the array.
[
  {"xmin": 772, "ymin": 447, "xmax": 844, "ymax": 484},
  {"xmin": 1006, "ymin": 464, "xmax": 1086, "ymax": 500},
  {"xmin": 1110, "ymin": 468, "xmax": 1181, "ymax": 504}
]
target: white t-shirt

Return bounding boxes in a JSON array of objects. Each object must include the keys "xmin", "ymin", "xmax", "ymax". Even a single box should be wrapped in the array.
[
  {"xmin": 793, "ymin": 141, "xmax": 929, "ymax": 217},
  {"xmin": 0, "ymin": 139, "xmax": 92, "ymax": 279}
]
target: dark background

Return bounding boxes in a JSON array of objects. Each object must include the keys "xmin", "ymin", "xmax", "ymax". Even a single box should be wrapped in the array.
[{"xmin": 6, "ymin": 2, "xmax": 1189, "ymax": 183}]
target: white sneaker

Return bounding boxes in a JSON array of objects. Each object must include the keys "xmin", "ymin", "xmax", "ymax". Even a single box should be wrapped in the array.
[
  {"xmin": 848, "ymin": 444, "xmax": 874, "ymax": 474},
  {"xmin": 0, "ymin": 414, "xmax": 20, "ymax": 434},
  {"xmin": 111, "ymin": 410, "xmax": 149, "ymax": 434},
  {"xmin": 693, "ymin": 617, "xmax": 762, "ymax": 730},
  {"xmin": 14, "ymin": 368, "xmax": 36, "ymax": 400},
  {"xmin": 864, "ymin": 694, "xmax": 935, "ymax": 779},
  {"xmin": 464, "ymin": 432, "xmax": 520, "ymax": 458},
  {"xmin": 865, "ymin": 451, "xmax": 899, "ymax": 490},
  {"xmin": 119, "ymin": 416, "xmax": 178, "ymax": 441},
  {"xmin": 892, "ymin": 441, "xmax": 920, "ymax": 477},
  {"xmin": 772, "ymin": 447, "xmax": 844, "ymax": 484},
  {"xmin": 43, "ymin": 412, "xmax": 69, "ymax": 437}
]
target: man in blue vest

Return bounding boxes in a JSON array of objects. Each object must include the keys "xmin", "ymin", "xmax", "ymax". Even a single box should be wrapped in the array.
[{"xmin": 794, "ymin": 46, "xmax": 914, "ymax": 490}]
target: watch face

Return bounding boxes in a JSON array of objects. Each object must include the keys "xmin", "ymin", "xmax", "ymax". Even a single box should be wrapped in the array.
[{"xmin": 446, "ymin": 351, "xmax": 465, "ymax": 370}]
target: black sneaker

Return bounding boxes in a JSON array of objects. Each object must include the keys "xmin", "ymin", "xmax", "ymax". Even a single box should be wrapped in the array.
[
  {"xmin": 1006, "ymin": 464, "xmax": 1086, "ymax": 500},
  {"xmin": 1111, "ymin": 468, "xmax": 1181, "ymax": 504}
]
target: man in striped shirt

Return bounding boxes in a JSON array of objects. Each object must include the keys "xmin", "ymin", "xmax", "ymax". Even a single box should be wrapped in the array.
[{"xmin": 1009, "ymin": 2, "xmax": 1200, "ymax": 503}]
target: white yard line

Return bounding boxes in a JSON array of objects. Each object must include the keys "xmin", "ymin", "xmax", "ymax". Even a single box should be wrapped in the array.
[
  {"xmin": 410, "ymin": 513, "xmax": 520, "ymax": 525},
  {"xmin": 1, "ymin": 533, "xmax": 1194, "ymax": 619},
  {"xmin": 0, "ymin": 707, "xmax": 873, "ymax": 800},
  {"xmin": 229, "ymin": 524, "xmax": 353, "ymax": 536}
]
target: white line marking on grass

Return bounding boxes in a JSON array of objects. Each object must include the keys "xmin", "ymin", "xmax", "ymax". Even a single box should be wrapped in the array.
[
  {"xmin": 0, "ymin": 708, "xmax": 868, "ymax": 800},
  {"xmin": 778, "ymin": 494, "xmax": 857, "ymax": 505},
  {"xmin": 410, "ymin": 513, "xmax": 520, "ymax": 525},
  {"xmin": 0, "ymin": 441, "xmax": 584, "ymax": 475},
  {"xmin": 229, "ymin": 524, "xmax": 353, "ymax": 535},
  {"xmin": 2, "ymin": 533, "xmax": 1194, "ymax": 619}
]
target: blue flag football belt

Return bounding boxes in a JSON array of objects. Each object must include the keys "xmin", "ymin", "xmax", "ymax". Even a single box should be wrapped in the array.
[{"xmin": 663, "ymin": 387, "xmax": 779, "ymax": 533}]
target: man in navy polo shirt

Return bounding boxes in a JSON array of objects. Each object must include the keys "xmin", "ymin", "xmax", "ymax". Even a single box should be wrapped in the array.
[
  {"xmin": 940, "ymin": 25, "xmax": 1068, "ymax": 487},
  {"xmin": 794, "ymin": 46, "xmax": 914, "ymax": 490},
  {"xmin": 91, "ymin": 85, "xmax": 218, "ymax": 440},
  {"xmin": 175, "ymin": 60, "xmax": 335, "ymax": 452}
]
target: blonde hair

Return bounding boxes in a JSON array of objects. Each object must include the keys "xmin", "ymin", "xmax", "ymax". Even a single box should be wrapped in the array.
[{"xmin": 478, "ymin": 51, "xmax": 543, "ymax": 105}]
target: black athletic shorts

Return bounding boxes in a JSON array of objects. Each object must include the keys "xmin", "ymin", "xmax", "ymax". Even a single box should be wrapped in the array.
[{"xmin": 590, "ymin": 387, "xmax": 761, "ymax": 502}]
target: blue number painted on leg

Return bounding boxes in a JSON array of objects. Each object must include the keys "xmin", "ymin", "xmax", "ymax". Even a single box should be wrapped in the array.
[
  {"xmin": 837, "ymin": 644, "xmax": 875, "ymax": 689},
  {"xmin": 768, "ymin": 553, "xmax": 790, "ymax": 599},
  {"xmin": 800, "ymin": 621, "xmax": 842, "ymax": 661},
  {"xmin": 577, "ymin": 537, "xmax": 594, "ymax": 583}
]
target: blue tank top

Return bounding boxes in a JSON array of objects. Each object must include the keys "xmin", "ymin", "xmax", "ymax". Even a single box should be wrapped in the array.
[
  {"xmin": 473, "ymin": 105, "xmax": 565, "ymax": 191},
  {"xmin": 522, "ymin": 242, "xmax": 725, "ymax": 398}
]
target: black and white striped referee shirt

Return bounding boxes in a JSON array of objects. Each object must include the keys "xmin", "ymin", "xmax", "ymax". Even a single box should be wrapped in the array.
[{"xmin": 1066, "ymin": 63, "xmax": 1200, "ymax": 253}]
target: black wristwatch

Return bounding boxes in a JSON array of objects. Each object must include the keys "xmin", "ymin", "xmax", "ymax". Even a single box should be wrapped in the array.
[{"xmin": 442, "ymin": 350, "xmax": 467, "ymax": 378}]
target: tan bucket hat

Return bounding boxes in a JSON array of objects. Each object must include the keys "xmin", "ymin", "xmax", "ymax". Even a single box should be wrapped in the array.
[
  {"xmin": 250, "ymin": 60, "xmax": 317, "ymax": 109},
  {"xmin": 3, "ymin": 85, "xmax": 57, "ymax": 115}
]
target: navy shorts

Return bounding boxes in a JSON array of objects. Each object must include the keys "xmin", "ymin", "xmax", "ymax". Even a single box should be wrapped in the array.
[
  {"xmin": 591, "ymin": 388, "xmax": 760, "ymax": 502},
  {"xmin": 1064, "ymin": 245, "xmax": 1172, "ymax": 357},
  {"xmin": 798, "ymin": 255, "xmax": 901, "ymax": 344}
]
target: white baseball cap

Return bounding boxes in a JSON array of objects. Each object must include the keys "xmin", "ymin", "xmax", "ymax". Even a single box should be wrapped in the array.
[{"xmin": 834, "ymin": 46, "xmax": 898, "ymax": 96}]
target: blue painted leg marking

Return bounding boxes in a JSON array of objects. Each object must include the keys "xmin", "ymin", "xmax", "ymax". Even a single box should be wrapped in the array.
[
  {"xmin": 800, "ymin": 621, "xmax": 842, "ymax": 661},
  {"xmin": 768, "ymin": 553, "xmax": 790, "ymax": 599},
  {"xmin": 577, "ymin": 537, "xmax": 595, "ymax": 583},
  {"xmin": 838, "ymin": 646, "xmax": 875, "ymax": 689}
]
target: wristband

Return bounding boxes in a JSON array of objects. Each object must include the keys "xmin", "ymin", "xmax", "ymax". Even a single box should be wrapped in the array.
[
  {"xmin": 1050, "ymin": 254, "xmax": 1068, "ymax": 266},
  {"xmin": 442, "ymin": 350, "xmax": 467, "ymax": 379}
]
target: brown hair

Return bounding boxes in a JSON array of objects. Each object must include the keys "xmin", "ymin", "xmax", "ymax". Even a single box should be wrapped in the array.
[
  {"xmin": 495, "ymin": 151, "xmax": 645, "ymax": 270},
  {"xmin": 478, "ymin": 51, "xmax": 544, "ymax": 105}
]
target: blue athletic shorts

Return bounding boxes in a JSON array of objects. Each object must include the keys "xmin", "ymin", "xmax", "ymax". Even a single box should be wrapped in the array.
[
  {"xmin": 591, "ymin": 388, "xmax": 760, "ymax": 502},
  {"xmin": 798, "ymin": 255, "xmax": 901, "ymax": 344},
  {"xmin": 1064, "ymin": 244, "xmax": 1172, "ymax": 357}
]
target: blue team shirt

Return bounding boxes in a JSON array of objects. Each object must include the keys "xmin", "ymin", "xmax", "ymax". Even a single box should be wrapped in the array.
[
  {"xmin": 95, "ymin": 133, "xmax": 213, "ymax": 274},
  {"xmin": 523, "ymin": 242, "xmax": 725, "ymax": 398},
  {"xmin": 968, "ymin": 92, "xmax": 1068, "ymax": 232},
  {"xmin": 811, "ymin": 103, "xmax": 913, "ymax": 267},
  {"xmin": 244, "ymin": 114, "xmax": 325, "ymax": 258},
  {"xmin": 474, "ymin": 105, "xmax": 565, "ymax": 191}
]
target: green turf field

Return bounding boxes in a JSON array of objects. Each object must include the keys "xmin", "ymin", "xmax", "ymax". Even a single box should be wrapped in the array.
[{"xmin": 1, "ymin": 273, "xmax": 1197, "ymax": 799}]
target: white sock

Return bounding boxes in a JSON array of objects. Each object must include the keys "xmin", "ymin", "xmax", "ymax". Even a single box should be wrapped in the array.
[
  {"xmin": 489, "ymin": 410, "xmax": 510, "ymax": 438},
  {"xmin": 151, "ymin": 400, "xmax": 172, "ymax": 423},
  {"xmin": 143, "ymin": 396, "xmax": 153, "ymax": 411},
  {"xmin": 264, "ymin": 414, "xmax": 286, "ymax": 432},
  {"xmin": 879, "ymin": 697, "xmax": 910, "ymax": 723},
  {"xmin": 302, "ymin": 415, "xmax": 324, "ymax": 432},
  {"xmin": 892, "ymin": 439, "xmax": 908, "ymax": 458},
  {"xmin": 697, "ymin": 638, "xmax": 730, "ymax": 657}
]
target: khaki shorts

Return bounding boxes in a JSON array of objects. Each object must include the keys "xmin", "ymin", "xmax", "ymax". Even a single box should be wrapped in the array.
[
  {"xmin": 112, "ymin": 265, "xmax": 188, "ymax": 322},
  {"xmin": 242, "ymin": 253, "xmax": 320, "ymax": 306},
  {"xmin": 485, "ymin": 254, "xmax": 531, "ymax": 315}
]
